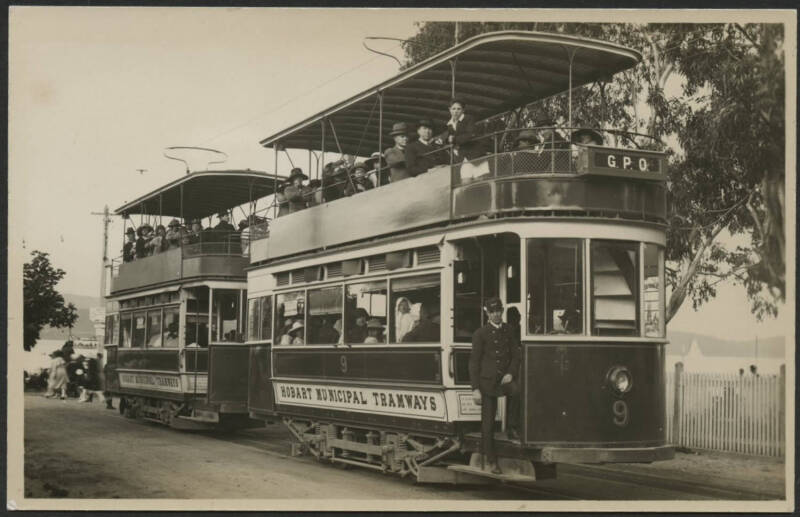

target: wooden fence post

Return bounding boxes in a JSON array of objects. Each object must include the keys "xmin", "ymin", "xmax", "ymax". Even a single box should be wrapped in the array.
[
  {"xmin": 779, "ymin": 363, "xmax": 785, "ymax": 454},
  {"xmin": 672, "ymin": 361, "xmax": 684, "ymax": 446}
]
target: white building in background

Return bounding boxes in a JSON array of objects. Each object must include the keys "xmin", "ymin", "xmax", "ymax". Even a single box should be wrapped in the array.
[{"xmin": 666, "ymin": 338, "xmax": 785, "ymax": 375}]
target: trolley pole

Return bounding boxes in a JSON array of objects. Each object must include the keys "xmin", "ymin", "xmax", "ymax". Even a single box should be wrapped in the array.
[
  {"xmin": 90, "ymin": 205, "xmax": 113, "ymax": 377},
  {"xmin": 90, "ymin": 205, "xmax": 112, "ymax": 299}
]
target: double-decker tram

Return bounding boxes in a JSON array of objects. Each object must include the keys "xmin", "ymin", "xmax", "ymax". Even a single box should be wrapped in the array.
[
  {"xmin": 247, "ymin": 31, "xmax": 674, "ymax": 482},
  {"xmin": 102, "ymin": 168, "xmax": 282, "ymax": 429}
]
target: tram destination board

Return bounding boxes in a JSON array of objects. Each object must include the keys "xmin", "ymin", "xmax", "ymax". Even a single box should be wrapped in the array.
[{"xmin": 578, "ymin": 146, "xmax": 667, "ymax": 181}]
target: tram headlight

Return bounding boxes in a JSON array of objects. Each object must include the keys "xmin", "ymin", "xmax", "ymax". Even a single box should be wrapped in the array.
[{"xmin": 606, "ymin": 366, "xmax": 632, "ymax": 394}]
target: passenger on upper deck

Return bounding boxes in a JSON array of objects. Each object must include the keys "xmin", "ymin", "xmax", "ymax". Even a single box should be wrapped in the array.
[
  {"xmin": 165, "ymin": 219, "xmax": 182, "ymax": 249},
  {"xmin": 405, "ymin": 119, "xmax": 445, "ymax": 177},
  {"xmin": 343, "ymin": 162, "xmax": 374, "ymax": 196},
  {"xmin": 122, "ymin": 228, "xmax": 136, "ymax": 263},
  {"xmin": 538, "ymin": 120, "xmax": 567, "ymax": 149},
  {"xmin": 322, "ymin": 160, "xmax": 348, "ymax": 202},
  {"xmin": 135, "ymin": 224, "xmax": 153, "ymax": 259},
  {"xmin": 275, "ymin": 182, "xmax": 289, "ymax": 218},
  {"xmin": 514, "ymin": 129, "xmax": 542, "ymax": 150},
  {"xmin": 436, "ymin": 99, "xmax": 486, "ymax": 161},
  {"xmin": 307, "ymin": 179, "xmax": 323, "ymax": 207},
  {"xmin": 384, "ymin": 122, "xmax": 410, "ymax": 183},
  {"xmin": 572, "ymin": 128, "xmax": 604, "ymax": 146},
  {"xmin": 215, "ymin": 211, "xmax": 236, "ymax": 233},
  {"xmin": 147, "ymin": 224, "xmax": 167, "ymax": 255},
  {"xmin": 284, "ymin": 168, "xmax": 310, "ymax": 213},
  {"xmin": 182, "ymin": 219, "xmax": 203, "ymax": 245},
  {"xmin": 364, "ymin": 152, "xmax": 386, "ymax": 187}
]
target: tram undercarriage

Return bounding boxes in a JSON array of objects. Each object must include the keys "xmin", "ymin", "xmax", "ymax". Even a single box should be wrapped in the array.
[
  {"xmin": 282, "ymin": 417, "xmax": 557, "ymax": 484},
  {"xmin": 118, "ymin": 395, "xmax": 255, "ymax": 431}
]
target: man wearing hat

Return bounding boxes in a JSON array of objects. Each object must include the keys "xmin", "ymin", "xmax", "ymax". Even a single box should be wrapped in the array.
[
  {"xmin": 343, "ymin": 162, "xmax": 374, "ymax": 196},
  {"xmin": 135, "ymin": 224, "xmax": 153, "ymax": 259},
  {"xmin": 165, "ymin": 219, "xmax": 182, "ymax": 249},
  {"xmin": 384, "ymin": 122, "xmax": 411, "ymax": 183},
  {"xmin": 322, "ymin": 160, "xmax": 348, "ymax": 202},
  {"xmin": 284, "ymin": 167, "xmax": 310, "ymax": 213},
  {"xmin": 122, "ymin": 227, "xmax": 136, "ymax": 262},
  {"xmin": 514, "ymin": 129, "xmax": 542, "ymax": 150},
  {"xmin": 572, "ymin": 127, "xmax": 604, "ymax": 146},
  {"xmin": 214, "ymin": 210, "xmax": 236, "ymax": 233},
  {"xmin": 405, "ymin": 119, "xmax": 445, "ymax": 177},
  {"xmin": 469, "ymin": 297, "xmax": 521, "ymax": 474}
]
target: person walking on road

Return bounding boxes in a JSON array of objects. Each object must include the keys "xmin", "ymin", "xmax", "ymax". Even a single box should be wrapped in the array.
[{"xmin": 45, "ymin": 350, "xmax": 68, "ymax": 400}]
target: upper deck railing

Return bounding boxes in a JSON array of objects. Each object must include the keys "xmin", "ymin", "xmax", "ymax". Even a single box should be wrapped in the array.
[
  {"xmin": 249, "ymin": 127, "xmax": 668, "ymax": 263},
  {"xmin": 109, "ymin": 230, "xmax": 250, "ymax": 295}
]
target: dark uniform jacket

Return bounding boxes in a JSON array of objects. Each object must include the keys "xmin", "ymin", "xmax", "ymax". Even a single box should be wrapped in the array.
[
  {"xmin": 405, "ymin": 139, "xmax": 444, "ymax": 177},
  {"xmin": 469, "ymin": 322, "xmax": 521, "ymax": 395},
  {"xmin": 437, "ymin": 114, "xmax": 486, "ymax": 161}
]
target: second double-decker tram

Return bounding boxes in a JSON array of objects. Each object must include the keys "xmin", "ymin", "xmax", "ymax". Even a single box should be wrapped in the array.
[
  {"xmin": 247, "ymin": 31, "xmax": 673, "ymax": 482},
  {"xmin": 102, "ymin": 169, "xmax": 282, "ymax": 429}
]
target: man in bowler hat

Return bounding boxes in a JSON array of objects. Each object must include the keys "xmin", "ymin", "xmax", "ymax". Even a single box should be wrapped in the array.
[
  {"xmin": 384, "ymin": 122, "xmax": 411, "ymax": 183},
  {"xmin": 284, "ymin": 167, "xmax": 310, "ymax": 213},
  {"xmin": 469, "ymin": 297, "xmax": 521, "ymax": 474}
]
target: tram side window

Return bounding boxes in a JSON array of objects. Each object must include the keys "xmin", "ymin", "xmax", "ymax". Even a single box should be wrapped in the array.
[
  {"xmin": 120, "ymin": 313, "xmax": 132, "ymax": 347},
  {"xmin": 147, "ymin": 309, "xmax": 162, "ymax": 348},
  {"xmin": 390, "ymin": 274, "xmax": 441, "ymax": 343},
  {"xmin": 132, "ymin": 310, "xmax": 147, "ymax": 347},
  {"xmin": 247, "ymin": 298, "xmax": 261, "ymax": 341},
  {"xmin": 527, "ymin": 239, "xmax": 584, "ymax": 335},
  {"xmin": 308, "ymin": 286, "xmax": 343, "ymax": 345},
  {"xmin": 275, "ymin": 291, "xmax": 305, "ymax": 345},
  {"xmin": 345, "ymin": 281, "xmax": 387, "ymax": 344},
  {"xmin": 163, "ymin": 307, "xmax": 179, "ymax": 348},
  {"xmin": 260, "ymin": 296, "xmax": 272, "ymax": 341},
  {"xmin": 643, "ymin": 243, "xmax": 665, "ymax": 338},
  {"xmin": 104, "ymin": 314, "xmax": 118, "ymax": 345},
  {"xmin": 591, "ymin": 240, "xmax": 639, "ymax": 336},
  {"xmin": 212, "ymin": 289, "xmax": 242, "ymax": 342}
]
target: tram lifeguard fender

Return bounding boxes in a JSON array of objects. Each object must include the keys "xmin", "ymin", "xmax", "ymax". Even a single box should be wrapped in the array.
[{"xmin": 265, "ymin": 166, "xmax": 452, "ymax": 260}]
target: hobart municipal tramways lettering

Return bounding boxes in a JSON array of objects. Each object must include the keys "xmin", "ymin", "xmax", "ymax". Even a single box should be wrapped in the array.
[
  {"xmin": 119, "ymin": 372, "xmax": 182, "ymax": 392},
  {"xmin": 275, "ymin": 382, "xmax": 445, "ymax": 420}
]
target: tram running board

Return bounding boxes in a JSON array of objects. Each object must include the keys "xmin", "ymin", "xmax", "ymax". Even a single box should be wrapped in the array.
[{"xmin": 446, "ymin": 453, "xmax": 552, "ymax": 484}]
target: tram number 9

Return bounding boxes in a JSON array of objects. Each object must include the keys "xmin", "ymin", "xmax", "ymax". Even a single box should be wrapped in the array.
[
  {"xmin": 340, "ymin": 355, "xmax": 348, "ymax": 374},
  {"xmin": 612, "ymin": 400, "xmax": 629, "ymax": 427}
]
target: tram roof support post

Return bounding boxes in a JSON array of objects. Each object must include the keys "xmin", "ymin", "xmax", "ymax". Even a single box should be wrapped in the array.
[
  {"xmin": 377, "ymin": 91, "xmax": 383, "ymax": 187},
  {"xmin": 565, "ymin": 46, "xmax": 577, "ymax": 138},
  {"xmin": 273, "ymin": 144, "xmax": 279, "ymax": 220},
  {"xmin": 320, "ymin": 118, "xmax": 326, "ymax": 176}
]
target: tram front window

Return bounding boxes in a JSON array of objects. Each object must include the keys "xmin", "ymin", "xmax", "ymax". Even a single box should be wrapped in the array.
[
  {"xmin": 308, "ymin": 286, "xmax": 343, "ymax": 345},
  {"xmin": 147, "ymin": 309, "xmax": 162, "ymax": 348},
  {"xmin": 526, "ymin": 239, "xmax": 584, "ymax": 335},
  {"xmin": 644, "ymin": 244, "xmax": 665, "ymax": 338},
  {"xmin": 275, "ymin": 291, "xmax": 305, "ymax": 345},
  {"xmin": 163, "ymin": 307, "xmax": 179, "ymax": 347},
  {"xmin": 247, "ymin": 298, "xmax": 261, "ymax": 342},
  {"xmin": 132, "ymin": 310, "xmax": 147, "ymax": 347},
  {"xmin": 591, "ymin": 240, "xmax": 639, "ymax": 336},
  {"xmin": 211, "ymin": 289, "xmax": 242, "ymax": 342},
  {"xmin": 120, "ymin": 313, "xmax": 132, "ymax": 347},
  {"xmin": 185, "ymin": 294, "xmax": 209, "ymax": 347}
]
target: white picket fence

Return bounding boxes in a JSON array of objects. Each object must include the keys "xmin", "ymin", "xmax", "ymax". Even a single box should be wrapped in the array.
[{"xmin": 665, "ymin": 363, "xmax": 785, "ymax": 457}]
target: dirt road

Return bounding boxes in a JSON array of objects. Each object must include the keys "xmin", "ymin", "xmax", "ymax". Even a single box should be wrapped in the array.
[{"xmin": 20, "ymin": 394, "xmax": 785, "ymax": 508}]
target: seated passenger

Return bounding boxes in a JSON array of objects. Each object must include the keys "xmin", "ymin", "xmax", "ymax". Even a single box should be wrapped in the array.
[
  {"xmin": 572, "ymin": 128, "xmax": 604, "ymax": 146},
  {"xmin": 394, "ymin": 297, "xmax": 417, "ymax": 342},
  {"xmin": 284, "ymin": 168, "xmax": 310, "ymax": 213},
  {"xmin": 384, "ymin": 122, "xmax": 411, "ymax": 183},
  {"xmin": 147, "ymin": 225, "xmax": 167, "ymax": 254},
  {"xmin": 405, "ymin": 119, "xmax": 445, "ymax": 177},
  {"xmin": 343, "ymin": 162, "xmax": 374, "ymax": 196},
  {"xmin": 402, "ymin": 304, "xmax": 440, "ymax": 343},
  {"xmin": 346, "ymin": 308, "xmax": 369, "ymax": 343},
  {"xmin": 322, "ymin": 161, "xmax": 347, "ymax": 202},
  {"xmin": 435, "ymin": 99, "xmax": 486, "ymax": 162},
  {"xmin": 364, "ymin": 152, "xmax": 386, "ymax": 187},
  {"xmin": 288, "ymin": 321, "xmax": 305, "ymax": 345},
  {"xmin": 364, "ymin": 319, "xmax": 385, "ymax": 344},
  {"xmin": 307, "ymin": 179, "xmax": 323, "ymax": 206},
  {"xmin": 315, "ymin": 317, "xmax": 339, "ymax": 344},
  {"xmin": 165, "ymin": 219, "xmax": 182, "ymax": 249},
  {"xmin": 215, "ymin": 211, "xmax": 236, "ymax": 233},
  {"xmin": 514, "ymin": 129, "xmax": 542, "ymax": 150},
  {"xmin": 182, "ymin": 219, "xmax": 203, "ymax": 245},
  {"xmin": 135, "ymin": 224, "xmax": 153, "ymax": 259},
  {"xmin": 122, "ymin": 228, "xmax": 136, "ymax": 262}
]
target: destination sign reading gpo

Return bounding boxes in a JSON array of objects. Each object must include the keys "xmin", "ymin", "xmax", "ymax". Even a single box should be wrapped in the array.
[{"xmin": 593, "ymin": 150, "xmax": 662, "ymax": 173}]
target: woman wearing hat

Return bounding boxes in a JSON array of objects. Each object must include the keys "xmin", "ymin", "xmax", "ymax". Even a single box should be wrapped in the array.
[
  {"xmin": 322, "ymin": 160, "xmax": 347, "ymax": 202},
  {"xmin": 45, "ymin": 350, "xmax": 68, "ymax": 399},
  {"xmin": 122, "ymin": 227, "xmax": 136, "ymax": 262},
  {"xmin": 135, "ymin": 224, "xmax": 153, "ymax": 259},
  {"xmin": 147, "ymin": 224, "xmax": 168, "ymax": 255},
  {"xmin": 165, "ymin": 219, "xmax": 182, "ymax": 249},
  {"xmin": 363, "ymin": 319, "xmax": 385, "ymax": 344},
  {"xmin": 284, "ymin": 167, "xmax": 310, "ymax": 213},
  {"xmin": 384, "ymin": 122, "xmax": 411, "ymax": 183},
  {"xmin": 346, "ymin": 307, "xmax": 370, "ymax": 343},
  {"xmin": 287, "ymin": 320, "xmax": 305, "ymax": 345}
]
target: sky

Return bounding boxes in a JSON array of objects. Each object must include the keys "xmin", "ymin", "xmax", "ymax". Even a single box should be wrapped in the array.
[{"xmin": 8, "ymin": 7, "xmax": 793, "ymax": 341}]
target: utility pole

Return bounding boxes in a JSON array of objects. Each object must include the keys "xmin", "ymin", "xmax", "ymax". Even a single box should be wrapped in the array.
[{"xmin": 90, "ymin": 205, "xmax": 112, "ymax": 299}]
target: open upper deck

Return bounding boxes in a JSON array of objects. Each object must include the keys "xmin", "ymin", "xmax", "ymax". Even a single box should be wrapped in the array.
[{"xmin": 110, "ymin": 169, "xmax": 285, "ymax": 295}]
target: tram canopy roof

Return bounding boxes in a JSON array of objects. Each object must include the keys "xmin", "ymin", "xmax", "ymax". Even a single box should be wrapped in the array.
[
  {"xmin": 259, "ymin": 31, "xmax": 642, "ymax": 156},
  {"xmin": 114, "ymin": 170, "xmax": 286, "ymax": 220}
]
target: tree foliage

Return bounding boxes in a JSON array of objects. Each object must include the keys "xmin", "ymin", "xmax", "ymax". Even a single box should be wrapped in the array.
[
  {"xmin": 23, "ymin": 250, "xmax": 78, "ymax": 351},
  {"xmin": 402, "ymin": 22, "xmax": 786, "ymax": 322}
]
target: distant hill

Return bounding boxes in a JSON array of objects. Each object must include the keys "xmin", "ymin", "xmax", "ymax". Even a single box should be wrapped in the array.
[
  {"xmin": 39, "ymin": 293, "xmax": 102, "ymax": 340},
  {"xmin": 666, "ymin": 330, "xmax": 785, "ymax": 358}
]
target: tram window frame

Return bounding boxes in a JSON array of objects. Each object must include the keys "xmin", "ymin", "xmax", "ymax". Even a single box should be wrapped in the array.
[
  {"xmin": 643, "ymin": 243, "xmax": 665, "ymax": 338},
  {"xmin": 247, "ymin": 297, "xmax": 261, "ymax": 342},
  {"xmin": 211, "ymin": 288, "xmax": 243, "ymax": 343},
  {"xmin": 120, "ymin": 313, "xmax": 132, "ymax": 347},
  {"xmin": 275, "ymin": 290, "xmax": 306, "ymax": 345},
  {"xmin": 590, "ymin": 239, "xmax": 640, "ymax": 337},
  {"xmin": 132, "ymin": 310, "xmax": 147, "ymax": 348},
  {"xmin": 307, "ymin": 285, "xmax": 344, "ymax": 345},
  {"xmin": 185, "ymin": 294, "xmax": 210, "ymax": 348},
  {"xmin": 259, "ymin": 295, "xmax": 272, "ymax": 342},
  {"xmin": 389, "ymin": 273, "xmax": 441, "ymax": 344},
  {"xmin": 104, "ymin": 314, "xmax": 119, "ymax": 346},
  {"xmin": 146, "ymin": 309, "xmax": 163, "ymax": 348},
  {"xmin": 344, "ymin": 280, "xmax": 387, "ymax": 345},
  {"xmin": 526, "ymin": 238, "xmax": 584, "ymax": 335},
  {"xmin": 162, "ymin": 306, "xmax": 180, "ymax": 348}
]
